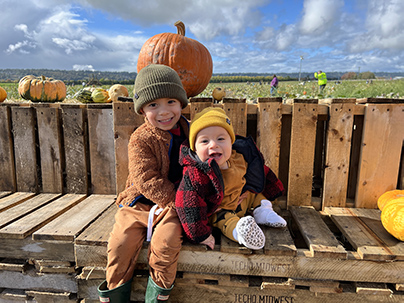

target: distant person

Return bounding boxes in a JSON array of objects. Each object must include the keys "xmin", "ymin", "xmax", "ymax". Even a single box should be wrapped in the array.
[
  {"xmin": 270, "ymin": 74, "xmax": 278, "ymax": 95},
  {"xmin": 314, "ymin": 70, "xmax": 327, "ymax": 92}
]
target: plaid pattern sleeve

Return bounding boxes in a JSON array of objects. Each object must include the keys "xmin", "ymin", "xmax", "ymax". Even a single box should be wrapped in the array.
[
  {"xmin": 175, "ymin": 145, "xmax": 224, "ymax": 243},
  {"xmin": 262, "ymin": 164, "xmax": 285, "ymax": 201}
]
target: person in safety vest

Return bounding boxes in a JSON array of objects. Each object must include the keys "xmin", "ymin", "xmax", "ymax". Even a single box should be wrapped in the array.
[{"xmin": 314, "ymin": 70, "xmax": 327, "ymax": 92}]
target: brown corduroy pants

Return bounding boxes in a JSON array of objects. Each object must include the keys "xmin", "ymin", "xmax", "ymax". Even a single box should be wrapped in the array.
[{"xmin": 106, "ymin": 203, "xmax": 183, "ymax": 290}]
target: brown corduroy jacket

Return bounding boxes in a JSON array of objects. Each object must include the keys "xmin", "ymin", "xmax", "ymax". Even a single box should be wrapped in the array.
[{"xmin": 115, "ymin": 115, "xmax": 189, "ymax": 209}]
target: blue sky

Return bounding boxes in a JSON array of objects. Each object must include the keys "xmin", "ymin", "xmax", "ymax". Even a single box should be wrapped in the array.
[{"xmin": 1, "ymin": 0, "xmax": 404, "ymax": 74}]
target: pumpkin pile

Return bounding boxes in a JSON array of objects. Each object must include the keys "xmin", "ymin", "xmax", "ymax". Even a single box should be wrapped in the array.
[
  {"xmin": 377, "ymin": 189, "xmax": 404, "ymax": 241},
  {"xmin": 0, "ymin": 86, "xmax": 7, "ymax": 102},
  {"xmin": 18, "ymin": 75, "xmax": 66, "ymax": 102},
  {"xmin": 137, "ymin": 21, "xmax": 212, "ymax": 98}
]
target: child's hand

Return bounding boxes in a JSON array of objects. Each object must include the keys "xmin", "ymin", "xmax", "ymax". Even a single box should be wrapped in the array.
[{"xmin": 200, "ymin": 234, "xmax": 215, "ymax": 250}]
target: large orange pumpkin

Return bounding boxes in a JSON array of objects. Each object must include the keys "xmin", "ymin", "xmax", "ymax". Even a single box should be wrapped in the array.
[
  {"xmin": 18, "ymin": 75, "xmax": 66, "ymax": 102},
  {"xmin": 137, "ymin": 21, "xmax": 213, "ymax": 98},
  {"xmin": 0, "ymin": 86, "xmax": 7, "ymax": 102}
]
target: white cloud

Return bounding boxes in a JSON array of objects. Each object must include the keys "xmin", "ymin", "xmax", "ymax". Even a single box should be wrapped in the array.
[
  {"xmin": 73, "ymin": 64, "xmax": 95, "ymax": 71},
  {"xmin": 299, "ymin": 0, "xmax": 344, "ymax": 35}
]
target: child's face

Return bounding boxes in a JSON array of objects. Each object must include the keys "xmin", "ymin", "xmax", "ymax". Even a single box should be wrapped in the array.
[
  {"xmin": 142, "ymin": 98, "xmax": 182, "ymax": 130},
  {"xmin": 194, "ymin": 126, "xmax": 232, "ymax": 169}
]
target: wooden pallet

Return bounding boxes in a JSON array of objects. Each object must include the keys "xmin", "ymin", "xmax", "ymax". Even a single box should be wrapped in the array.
[{"xmin": 1, "ymin": 98, "xmax": 403, "ymax": 302}]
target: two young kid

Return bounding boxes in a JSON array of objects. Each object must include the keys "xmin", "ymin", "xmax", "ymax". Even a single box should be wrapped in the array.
[{"xmin": 98, "ymin": 63, "xmax": 286, "ymax": 303}]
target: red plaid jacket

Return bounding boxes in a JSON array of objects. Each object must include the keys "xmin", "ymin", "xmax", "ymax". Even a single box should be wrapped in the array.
[{"xmin": 175, "ymin": 136, "xmax": 284, "ymax": 243}]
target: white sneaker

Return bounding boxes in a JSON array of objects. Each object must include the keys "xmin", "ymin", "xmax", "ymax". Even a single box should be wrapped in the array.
[
  {"xmin": 235, "ymin": 216, "xmax": 265, "ymax": 250},
  {"xmin": 253, "ymin": 200, "xmax": 287, "ymax": 228}
]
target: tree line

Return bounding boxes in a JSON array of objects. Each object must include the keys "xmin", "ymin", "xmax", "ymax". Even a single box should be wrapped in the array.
[{"xmin": 0, "ymin": 69, "xmax": 399, "ymax": 85}]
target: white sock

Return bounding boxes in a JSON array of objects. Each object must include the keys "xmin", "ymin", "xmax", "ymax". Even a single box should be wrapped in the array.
[{"xmin": 253, "ymin": 200, "xmax": 287, "ymax": 228}]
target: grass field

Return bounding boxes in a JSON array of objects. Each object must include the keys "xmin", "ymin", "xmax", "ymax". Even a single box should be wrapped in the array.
[{"xmin": 1, "ymin": 78, "xmax": 404, "ymax": 103}]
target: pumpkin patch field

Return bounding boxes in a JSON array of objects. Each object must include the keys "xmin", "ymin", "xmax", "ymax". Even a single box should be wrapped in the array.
[{"xmin": 1, "ymin": 78, "xmax": 404, "ymax": 103}]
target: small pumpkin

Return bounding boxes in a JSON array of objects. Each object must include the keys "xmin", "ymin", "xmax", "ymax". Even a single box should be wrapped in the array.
[
  {"xmin": 18, "ymin": 75, "xmax": 66, "ymax": 102},
  {"xmin": 91, "ymin": 88, "xmax": 110, "ymax": 103},
  {"xmin": 212, "ymin": 87, "xmax": 226, "ymax": 101},
  {"xmin": 109, "ymin": 84, "xmax": 129, "ymax": 102},
  {"xmin": 377, "ymin": 190, "xmax": 404, "ymax": 211},
  {"xmin": 74, "ymin": 89, "xmax": 93, "ymax": 103},
  {"xmin": 0, "ymin": 86, "xmax": 7, "ymax": 102},
  {"xmin": 137, "ymin": 21, "xmax": 213, "ymax": 98},
  {"xmin": 380, "ymin": 197, "xmax": 404, "ymax": 241}
]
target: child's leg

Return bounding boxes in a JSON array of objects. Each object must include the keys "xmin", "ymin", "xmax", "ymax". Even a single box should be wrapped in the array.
[
  {"xmin": 106, "ymin": 204, "xmax": 150, "ymax": 290},
  {"xmin": 149, "ymin": 206, "xmax": 183, "ymax": 289},
  {"xmin": 210, "ymin": 208, "xmax": 265, "ymax": 250},
  {"xmin": 252, "ymin": 194, "xmax": 287, "ymax": 227}
]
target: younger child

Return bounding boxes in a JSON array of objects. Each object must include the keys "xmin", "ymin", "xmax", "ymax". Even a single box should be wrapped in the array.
[
  {"xmin": 175, "ymin": 107, "xmax": 286, "ymax": 250},
  {"xmin": 98, "ymin": 64, "xmax": 189, "ymax": 302}
]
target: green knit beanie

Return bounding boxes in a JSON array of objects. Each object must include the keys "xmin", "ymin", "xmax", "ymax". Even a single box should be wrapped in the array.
[{"xmin": 133, "ymin": 64, "xmax": 188, "ymax": 114}]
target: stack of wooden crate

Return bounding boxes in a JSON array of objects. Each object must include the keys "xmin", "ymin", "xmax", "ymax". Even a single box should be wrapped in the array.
[{"xmin": 0, "ymin": 98, "xmax": 403, "ymax": 302}]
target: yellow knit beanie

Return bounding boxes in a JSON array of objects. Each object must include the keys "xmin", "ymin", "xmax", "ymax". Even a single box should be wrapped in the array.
[{"xmin": 189, "ymin": 107, "xmax": 235, "ymax": 151}]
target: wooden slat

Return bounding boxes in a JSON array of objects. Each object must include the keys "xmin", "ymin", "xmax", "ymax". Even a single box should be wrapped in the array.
[
  {"xmin": 325, "ymin": 207, "xmax": 404, "ymax": 260},
  {"xmin": 0, "ymin": 192, "xmax": 36, "ymax": 213},
  {"xmin": 287, "ymin": 100, "xmax": 318, "ymax": 207},
  {"xmin": 61, "ymin": 105, "xmax": 88, "ymax": 194},
  {"xmin": 356, "ymin": 103, "xmax": 404, "ymax": 208},
  {"xmin": 290, "ymin": 206, "xmax": 347, "ymax": 258},
  {"xmin": 322, "ymin": 100, "xmax": 355, "ymax": 208},
  {"xmin": 257, "ymin": 98, "xmax": 283, "ymax": 175},
  {"xmin": 189, "ymin": 98, "xmax": 213, "ymax": 120},
  {"xmin": 33, "ymin": 194, "xmax": 115, "ymax": 241},
  {"xmin": 87, "ymin": 106, "xmax": 116, "ymax": 194},
  {"xmin": 355, "ymin": 282, "xmax": 393, "ymax": 296},
  {"xmin": 35, "ymin": 105, "xmax": 64, "ymax": 193},
  {"xmin": 11, "ymin": 106, "xmax": 39, "ymax": 192},
  {"xmin": 219, "ymin": 233, "xmax": 254, "ymax": 255},
  {"xmin": 0, "ymin": 194, "xmax": 86, "ymax": 239},
  {"xmin": 112, "ymin": 102, "xmax": 143, "ymax": 194},
  {"xmin": 0, "ymin": 191, "xmax": 12, "ymax": 199},
  {"xmin": 0, "ymin": 105, "xmax": 16, "ymax": 191},
  {"xmin": 0, "ymin": 193, "xmax": 60, "ymax": 229},
  {"xmin": 75, "ymin": 203, "xmax": 116, "ymax": 246},
  {"xmin": 223, "ymin": 99, "xmax": 247, "ymax": 136},
  {"xmin": 263, "ymin": 226, "xmax": 297, "ymax": 256}
]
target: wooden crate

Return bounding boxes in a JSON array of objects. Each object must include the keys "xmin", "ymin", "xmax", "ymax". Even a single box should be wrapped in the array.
[{"xmin": 0, "ymin": 98, "xmax": 403, "ymax": 302}]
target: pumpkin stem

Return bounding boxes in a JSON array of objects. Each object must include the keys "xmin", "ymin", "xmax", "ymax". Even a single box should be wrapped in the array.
[{"xmin": 174, "ymin": 21, "xmax": 185, "ymax": 36}]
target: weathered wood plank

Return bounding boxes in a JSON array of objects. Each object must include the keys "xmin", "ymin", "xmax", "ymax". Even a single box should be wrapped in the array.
[
  {"xmin": 325, "ymin": 207, "xmax": 404, "ymax": 260},
  {"xmin": 287, "ymin": 100, "xmax": 318, "ymax": 207},
  {"xmin": 0, "ymin": 268, "xmax": 77, "ymax": 293},
  {"xmin": 11, "ymin": 106, "xmax": 39, "ymax": 192},
  {"xmin": 0, "ymin": 194, "xmax": 86, "ymax": 239},
  {"xmin": 61, "ymin": 105, "xmax": 88, "ymax": 194},
  {"xmin": 87, "ymin": 106, "xmax": 116, "ymax": 194},
  {"xmin": 0, "ymin": 237, "xmax": 75, "ymax": 261},
  {"xmin": 35, "ymin": 105, "xmax": 64, "ymax": 193},
  {"xmin": 290, "ymin": 206, "xmax": 347, "ymax": 258},
  {"xmin": 257, "ymin": 98, "xmax": 283, "ymax": 176},
  {"xmin": 33, "ymin": 194, "xmax": 115, "ymax": 241},
  {"xmin": 263, "ymin": 226, "xmax": 297, "ymax": 256},
  {"xmin": 0, "ymin": 192, "xmax": 12, "ymax": 199},
  {"xmin": 322, "ymin": 100, "xmax": 355, "ymax": 208},
  {"xmin": 0, "ymin": 193, "xmax": 60, "ymax": 229},
  {"xmin": 220, "ymin": 233, "xmax": 254, "ymax": 255},
  {"xmin": 356, "ymin": 104, "xmax": 404, "ymax": 208},
  {"xmin": 0, "ymin": 192, "xmax": 36, "ymax": 213},
  {"xmin": 112, "ymin": 102, "xmax": 143, "ymax": 194},
  {"xmin": 0, "ymin": 105, "xmax": 16, "ymax": 191},
  {"xmin": 223, "ymin": 99, "xmax": 247, "ymax": 136},
  {"xmin": 189, "ymin": 98, "xmax": 213, "ymax": 120}
]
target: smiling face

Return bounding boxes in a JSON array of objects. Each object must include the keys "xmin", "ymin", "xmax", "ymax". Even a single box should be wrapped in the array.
[
  {"xmin": 194, "ymin": 126, "xmax": 233, "ymax": 169},
  {"xmin": 141, "ymin": 97, "xmax": 182, "ymax": 130}
]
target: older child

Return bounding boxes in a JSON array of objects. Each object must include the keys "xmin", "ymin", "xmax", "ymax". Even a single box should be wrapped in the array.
[
  {"xmin": 175, "ymin": 107, "xmax": 286, "ymax": 250},
  {"xmin": 98, "ymin": 64, "xmax": 189, "ymax": 302}
]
